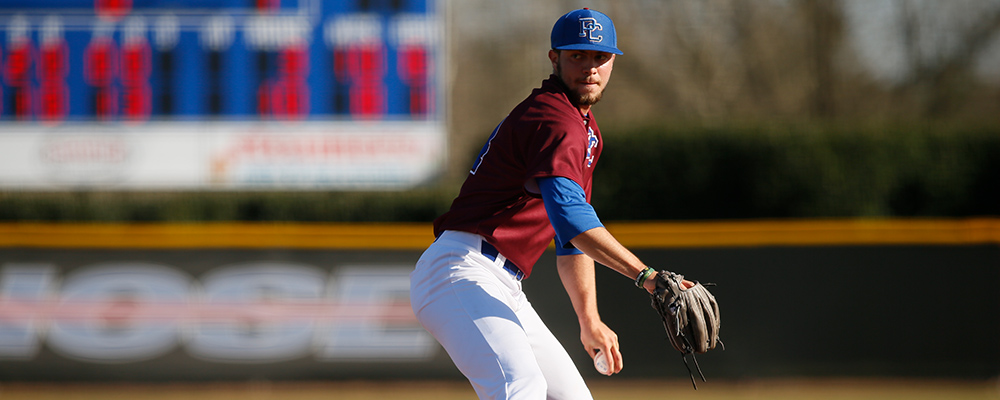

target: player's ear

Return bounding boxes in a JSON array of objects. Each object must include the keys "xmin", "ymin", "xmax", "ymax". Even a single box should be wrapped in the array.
[{"xmin": 548, "ymin": 50, "xmax": 559, "ymax": 71}]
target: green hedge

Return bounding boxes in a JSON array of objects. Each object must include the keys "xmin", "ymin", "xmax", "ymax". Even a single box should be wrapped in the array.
[
  {"xmin": 0, "ymin": 189, "xmax": 455, "ymax": 222},
  {"xmin": 592, "ymin": 123, "xmax": 1000, "ymax": 220},
  {"xmin": 1, "ymin": 124, "xmax": 996, "ymax": 222}
]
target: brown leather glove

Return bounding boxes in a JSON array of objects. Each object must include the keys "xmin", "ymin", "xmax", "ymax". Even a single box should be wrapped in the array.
[{"xmin": 650, "ymin": 270, "xmax": 722, "ymax": 388}]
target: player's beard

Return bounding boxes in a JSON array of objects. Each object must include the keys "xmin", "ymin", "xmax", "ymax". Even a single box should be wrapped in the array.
[{"xmin": 555, "ymin": 61, "xmax": 604, "ymax": 107}]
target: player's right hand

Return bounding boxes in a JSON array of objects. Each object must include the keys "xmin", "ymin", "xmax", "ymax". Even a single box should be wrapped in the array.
[{"xmin": 582, "ymin": 320, "xmax": 621, "ymax": 375}]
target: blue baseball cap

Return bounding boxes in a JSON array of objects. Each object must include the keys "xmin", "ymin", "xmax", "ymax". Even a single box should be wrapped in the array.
[{"xmin": 550, "ymin": 8, "xmax": 623, "ymax": 55}]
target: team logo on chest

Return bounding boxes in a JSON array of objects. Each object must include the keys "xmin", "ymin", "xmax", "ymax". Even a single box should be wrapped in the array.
[
  {"xmin": 586, "ymin": 126, "xmax": 598, "ymax": 167},
  {"xmin": 578, "ymin": 17, "xmax": 603, "ymax": 43}
]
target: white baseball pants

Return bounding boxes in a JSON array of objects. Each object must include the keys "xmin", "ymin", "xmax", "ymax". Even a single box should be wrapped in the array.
[{"xmin": 410, "ymin": 230, "xmax": 593, "ymax": 400}]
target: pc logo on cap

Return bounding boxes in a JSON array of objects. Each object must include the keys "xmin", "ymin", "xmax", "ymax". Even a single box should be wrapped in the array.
[{"xmin": 550, "ymin": 8, "xmax": 623, "ymax": 55}]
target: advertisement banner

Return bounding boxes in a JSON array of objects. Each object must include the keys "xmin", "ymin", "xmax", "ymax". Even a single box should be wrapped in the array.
[{"xmin": 0, "ymin": 248, "xmax": 459, "ymax": 381}]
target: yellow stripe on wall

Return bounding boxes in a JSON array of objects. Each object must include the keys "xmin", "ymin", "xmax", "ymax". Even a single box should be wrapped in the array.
[
  {"xmin": 606, "ymin": 218, "xmax": 1000, "ymax": 248},
  {"xmin": 0, "ymin": 223, "xmax": 435, "ymax": 249},
  {"xmin": 0, "ymin": 219, "xmax": 997, "ymax": 249}
]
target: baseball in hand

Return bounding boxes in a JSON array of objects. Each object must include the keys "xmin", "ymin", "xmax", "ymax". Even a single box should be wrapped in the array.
[{"xmin": 593, "ymin": 350, "xmax": 610, "ymax": 375}]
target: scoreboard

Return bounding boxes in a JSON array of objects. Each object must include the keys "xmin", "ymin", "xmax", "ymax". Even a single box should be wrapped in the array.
[{"xmin": 0, "ymin": 0, "xmax": 445, "ymax": 189}]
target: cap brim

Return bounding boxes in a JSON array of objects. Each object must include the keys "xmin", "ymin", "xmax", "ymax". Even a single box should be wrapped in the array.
[{"xmin": 553, "ymin": 43, "xmax": 623, "ymax": 55}]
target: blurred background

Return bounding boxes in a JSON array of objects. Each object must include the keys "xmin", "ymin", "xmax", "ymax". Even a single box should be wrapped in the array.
[{"xmin": 0, "ymin": 0, "xmax": 997, "ymax": 397}]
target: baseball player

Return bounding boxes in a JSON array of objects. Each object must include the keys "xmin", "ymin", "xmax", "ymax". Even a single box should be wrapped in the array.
[{"xmin": 410, "ymin": 8, "xmax": 688, "ymax": 399}]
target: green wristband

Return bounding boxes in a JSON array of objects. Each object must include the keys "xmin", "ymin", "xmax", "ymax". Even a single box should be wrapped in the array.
[{"xmin": 635, "ymin": 267, "xmax": 656, "ymax": 288}]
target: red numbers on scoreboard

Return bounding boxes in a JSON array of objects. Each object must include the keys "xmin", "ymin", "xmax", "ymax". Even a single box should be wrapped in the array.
[
  {"xmin": 81, "ymin": 30, "xmax": 152, "ymax": 123},
  {"xmin": 390, "ymin": 14, "xmax": 437, "ymax": 118},
  {"xmin": 38, "ymin": 37, "xmax": 69, "ymax": 122},
  {"xmin": 325, "ymin": 14, "xmax": 388, "ymax": 119},
  {"xmin": 335, "ymin": 44, "xmax": 386, "ymax": 118},
  {"xmin": 84, "ymin": 36, "xmax": 118, "ymax": 120},
  {"xmin": 271, "ymin": 42, "xmax": 310, "ymax": 119},
  {"xmin": 1, "ymin": 18, "xmax": 71, "ymax": 124},
  {"xmin": 3, "ymin": 37, "xmax": 33, "ymax": 120},
  {"xmin": 397, "ymin": 45, "xmax": 430, "ymax": 116},
  {"xmin": 121, "ymin": 37, "xmax": 151, "ymax": 122},
  {"xmin": 258, "ymin": 42, "xmax": 310, "ymax": 120}
]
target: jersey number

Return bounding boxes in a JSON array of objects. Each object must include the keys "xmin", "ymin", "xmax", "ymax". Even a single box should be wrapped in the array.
[{"xmin": 470, "ymin": 118, "xmax": 506, "ymax": 175}]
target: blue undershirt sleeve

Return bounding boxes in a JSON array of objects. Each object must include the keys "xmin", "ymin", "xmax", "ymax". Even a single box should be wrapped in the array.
[{"xmin": 537, "ymin": 176, "xmax": 604, "ymax": 256}]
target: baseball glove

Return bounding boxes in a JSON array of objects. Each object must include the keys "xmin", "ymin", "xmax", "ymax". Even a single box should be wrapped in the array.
[{"xmin": 650, "ymin": 270, "xmax": 722, "ymax": 389}]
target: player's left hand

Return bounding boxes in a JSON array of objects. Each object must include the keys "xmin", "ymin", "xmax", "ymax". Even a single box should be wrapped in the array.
[
  {"xmin": 581, "ymin": 320, "xmax": 621, "ymax": 375},
  {"xmin": 643, "ymin": 275, "xmax": 694, "ymax": 294}
]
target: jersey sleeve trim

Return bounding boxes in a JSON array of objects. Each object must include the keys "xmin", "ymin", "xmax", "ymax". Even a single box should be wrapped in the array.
[{"xmin": 538, "ymin": 176, "xmax": 604, "ymax": 255}]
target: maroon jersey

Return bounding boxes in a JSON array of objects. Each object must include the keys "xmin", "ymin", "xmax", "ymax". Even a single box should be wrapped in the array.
[{"xmin": 433, "ymin": 75, "xmax": 603, "ymax": 277}]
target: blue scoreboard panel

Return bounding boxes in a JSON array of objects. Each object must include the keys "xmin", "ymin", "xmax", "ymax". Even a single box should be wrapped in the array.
[{"xmin": 0, "ymin": 0, "xmax": 445, "ymax": 189}]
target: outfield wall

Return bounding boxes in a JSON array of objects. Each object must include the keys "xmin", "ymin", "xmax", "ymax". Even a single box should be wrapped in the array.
[{"xmin": 0, "ymin": 220, "xmax": 997, "ymax": 381}]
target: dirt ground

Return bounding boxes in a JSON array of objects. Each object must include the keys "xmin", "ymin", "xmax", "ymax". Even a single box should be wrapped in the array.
[{"xmin": 1, "ymin": 378, "xmax": 997, "ymax": 400}]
